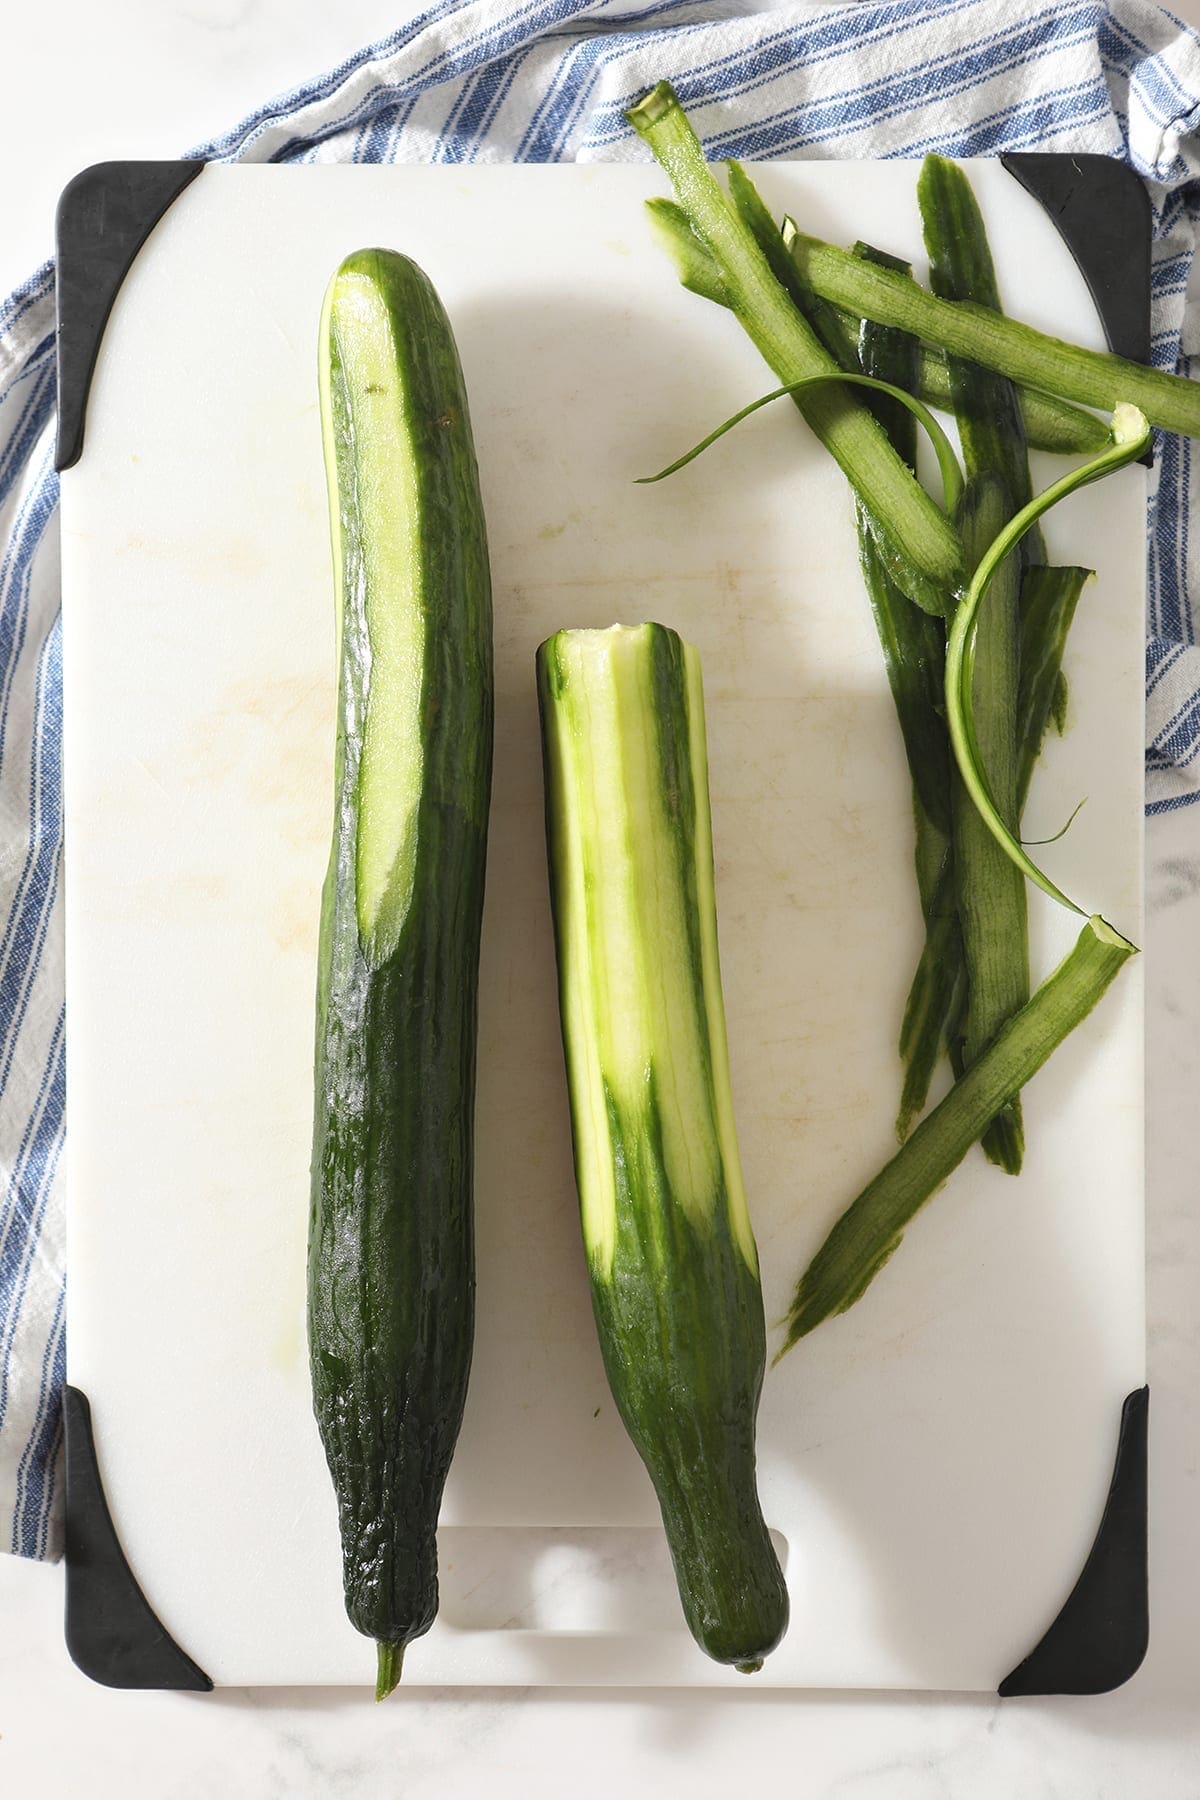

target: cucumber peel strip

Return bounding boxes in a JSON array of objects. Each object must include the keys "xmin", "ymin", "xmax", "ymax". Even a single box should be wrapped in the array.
[
  {"xmin": 628, "ymin": 81, "xmax": 966, "ymax": 612},
  {"xmin": 639, "ymin": 372, "xmax": 965, "ymax": 527},
  {"xmin": 945, "ymin": 400, "xmax": 1151, "ymax": 917},
  {"xmin": 778, "ymin": 911, "xmax": 1137, "ymax": 1351}
]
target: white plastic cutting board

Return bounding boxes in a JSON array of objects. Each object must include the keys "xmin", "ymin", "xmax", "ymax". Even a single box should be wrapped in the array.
[{"xmin": 60, "ymin": 162, "xmax": 1145, "ymax": 1689}]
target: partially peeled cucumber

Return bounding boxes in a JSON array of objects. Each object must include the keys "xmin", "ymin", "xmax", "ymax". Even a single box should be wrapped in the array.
[
  {"xmin": 537, "ymin": 622, "xmax": 788, "ymax": 1673},
  {"xmin": 309, "ymin": 249, "xmax": 493, "ymax": 1697}
]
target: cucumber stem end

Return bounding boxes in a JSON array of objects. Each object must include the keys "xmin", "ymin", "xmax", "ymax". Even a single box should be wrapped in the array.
[{"xmin": 376, "ymin": 1640, "xmax": 405, "ymax": 1700}]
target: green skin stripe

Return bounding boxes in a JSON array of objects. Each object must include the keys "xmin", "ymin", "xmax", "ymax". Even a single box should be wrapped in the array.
[
  {"xmin": 919, "ymin": 153, "xmax": 1044, "ymax": 564},
  {"xmin": 1016, "ymin": 565, "xmax": 1091, "ymax": 810},
  {"xmin": 835, "ymin": 239, "xmax": 960, "ymax": 1141},
  {"xmin": 538, "ymin": 623, "xmax": 787, "ymax": 1671},
  {"xmin": 949, "ymin": 477, "xmax": 1028, "ymax": 1173},
  {"xmin": 312, "ymin": 248, "xmax": 493, "ymax": 1678},
  {"xmin": 920, "ymin": 152, "xmax": 1042, "ymax": 1174}
]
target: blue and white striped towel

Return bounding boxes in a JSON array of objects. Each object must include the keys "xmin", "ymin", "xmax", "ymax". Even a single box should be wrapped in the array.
[{"xmin": 2, "ymin": 0, "xmax": 1199, "ymax": 1561}]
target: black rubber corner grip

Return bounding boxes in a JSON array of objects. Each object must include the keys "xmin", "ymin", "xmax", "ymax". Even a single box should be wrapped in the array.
[
  {"xmin": 999, "ymin": 1385, "xmax": 1148, "ymax": 1697},
  {"xmin": 1000, "ymin": 153, "xmax": 1152, "ymax": 366},
  {"xmin": 54, "ymin": 160, "xmax": 204, "ymax": 473},
  {"xmin": 63, "ymin": 1385, "xmax": 212, "ymax": 1690}
]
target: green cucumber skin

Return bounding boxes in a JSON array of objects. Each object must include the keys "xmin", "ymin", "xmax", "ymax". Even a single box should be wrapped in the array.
[
  {"xmin": 310, "ymin": 251, "xmax": 493, "ymax": 1653},
  {"xmin": 590, "ymin": 1166, "xmax": 787, "ymax": 1669},
  {"xmin": 537, "ymin": 625, "xmax": 788, "ymax": 1672}
]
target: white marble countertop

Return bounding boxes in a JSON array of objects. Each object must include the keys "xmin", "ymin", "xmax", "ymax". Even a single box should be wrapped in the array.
[{"xmin": 5, "ymin": 2, "xmax": 1200, "ymax": 1792}]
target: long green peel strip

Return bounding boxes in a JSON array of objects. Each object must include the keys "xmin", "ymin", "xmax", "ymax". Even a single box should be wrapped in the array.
[
  {"xmin": 920, "ymin": 153, "xmax": 1044, "ymax": 1172},
  {"xmin": 784, "ymin": 220, "xmax": 1200, "ymax": 437},
  {"xmin": 780, "ymin": 914, "xmax": 1136, "ymax": 1350},
  {"xmin": 849, "ymin": 244, "xmax": 958, "ymax": 1139}
]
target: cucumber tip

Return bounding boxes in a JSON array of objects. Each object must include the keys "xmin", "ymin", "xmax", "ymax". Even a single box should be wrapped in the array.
[{"xmin": 375, "ymin": 1640, "xmax": 405, "ymax": 1700}]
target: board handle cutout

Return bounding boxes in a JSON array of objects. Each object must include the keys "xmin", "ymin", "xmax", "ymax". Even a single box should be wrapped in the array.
[{"xmin": 434, "ymin": 1524, "xmax": 789, "ymax": 1634}]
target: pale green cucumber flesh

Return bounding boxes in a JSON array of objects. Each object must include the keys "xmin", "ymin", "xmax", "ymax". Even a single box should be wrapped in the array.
[{"xmin": 322, "ymin": 259, "xmax": 427, "ymax": 966}]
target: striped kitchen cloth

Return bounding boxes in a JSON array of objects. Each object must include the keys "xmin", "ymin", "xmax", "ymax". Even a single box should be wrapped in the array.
[{"xmin": 2, "ymin": 0, "xmax": 1199, "ymax": 1561}]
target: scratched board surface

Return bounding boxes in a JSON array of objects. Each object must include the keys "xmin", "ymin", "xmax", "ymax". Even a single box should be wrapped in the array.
[{"xmin": 60, "ymin": 164, "xmax": 1144, "ymax": 1688}]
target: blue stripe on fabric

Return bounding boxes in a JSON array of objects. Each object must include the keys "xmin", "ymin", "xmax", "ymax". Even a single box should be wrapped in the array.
[
  {"xmin": 346, "ymin": 117, "xmax": 375, "ymax": 164},
  {"xmin": 1151, "ymin": 430, "xmax": 1190, "ymax": 642},
  {"xmin": 465, "ymin": 56, "xmax": 532, "ymax": 159},
  {"xmin": 710, "ymin": 14, "xmax": 1102, "ymax": 156},
  {"xmin": 34, "ymin": 1295, "xmax": 65, "ymax": 1558},
  {"xmin": 1152, "ymin": 267, "xmax": 1191, "ymax": 294},
  {"xmin": 358, "ymin": 96, "xmax": 421, "ymax": 162},
  {"xmin": 1154, "ymin": 692, "xmax": 1200, "ymax": 762},
  {"xmin": 443, "ymin": 0, "xmax": 721, "ymax": 165},
  {"xmin": 436, "ymin": 52, "xmax": 528, "ymax": 162},
  {"xmin": 11, "ymin": 1269, "xmax": 63, "ymax": 1556},
  {"xmin": 1147, "ymin": 788, "xmax": 1200, "ymax": 814},
  {"xmin": 0, "ymin": 328, "xmax": 54, "ymax": 390},
  {"xmin": 0, "ymin": 1012, "xmax": 66, "ymax": 1434},
  {"xmin": 0, "ymin": 451, "xmax": 58, "ymax": 784},
  {"xmin": 0, "ymin": 622, "xmax": 62, "ymax": 1108},
  {"xmin": 508, "ymin": 0, "xmax": 726, "ymax": 160},
  {"xmin": 1151, "ymin": 671, "xmax": 1200, "ymax": 747},
  {"xmin": 1180, "ymin": 434, "xmax": 1192, "ymax": 644},
  {"xmin": 516, "ymin": 36, "xmax": 600, "ymax": 158},
  {"xmin": 0, "ymin": 997, "xmax": 63, "ymax": 1286},
  {"xmin": 1147, "ymin": 641, "xmax": 1185, "ymax": 697},
  {"xmin": 0, "ymin": 263, "xmax": 54, "ymax": 346},
  {"xmin": 0, "ymin": 361, "xmax": 55, "ymax": 513}
]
